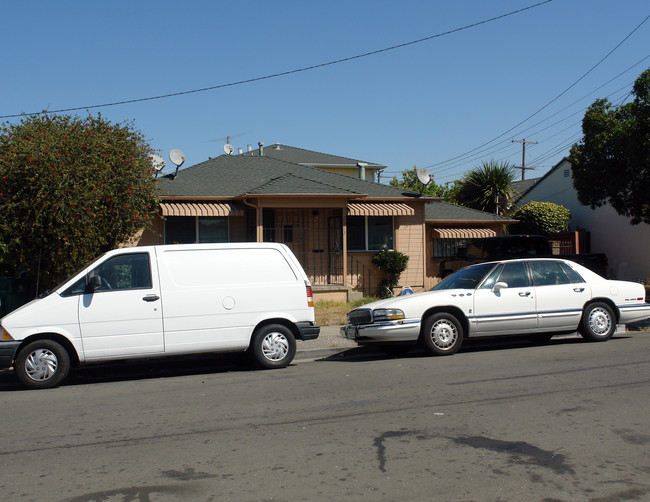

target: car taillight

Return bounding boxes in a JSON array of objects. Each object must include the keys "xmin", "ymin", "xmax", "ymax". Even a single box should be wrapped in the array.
[{"xmin": 305, "ymin": 282, "xmax": 314, "ymax": 308}]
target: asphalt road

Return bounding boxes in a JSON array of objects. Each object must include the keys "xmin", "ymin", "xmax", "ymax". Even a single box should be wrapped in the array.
[{"xmin": 1, "ymin": 332, "xmax": 649, "ymax": 502}]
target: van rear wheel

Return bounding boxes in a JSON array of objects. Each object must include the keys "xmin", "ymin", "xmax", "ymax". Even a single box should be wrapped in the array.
[
  {"xmin": 251, "ymin": 324, "xmax": 296, "ymax": 369},
  {"xmin": 15, "ymin": 339, "xmax": 70, "ymax": 389}
]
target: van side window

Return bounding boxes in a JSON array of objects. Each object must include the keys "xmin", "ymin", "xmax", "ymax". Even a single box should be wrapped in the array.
[
  {"xmin": 61, "ymin": 253, "xmax": 152, "ymax": 296},
  {"xmin": 94, "ymin": 253, "xmax": 152, "ymax": 291}
]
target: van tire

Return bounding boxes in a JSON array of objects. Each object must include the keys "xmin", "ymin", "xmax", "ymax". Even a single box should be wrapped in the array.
[
  {"xmin": 251, "ymin": 324, "xmax": 296, "ymax": 369},
  {"xmin": 15, "ymin": 339, "xmax": 70, "ymax": 389}
]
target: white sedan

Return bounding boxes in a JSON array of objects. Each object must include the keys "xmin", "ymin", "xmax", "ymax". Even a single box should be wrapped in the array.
[{"xmin": 341, "ymin": 258, "xmax": 650, "ymax": 355}]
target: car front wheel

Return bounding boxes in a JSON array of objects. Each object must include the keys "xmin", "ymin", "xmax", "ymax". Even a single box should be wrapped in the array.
[
  {"xmin": 421, "ymin": 313, "xmax": 463, "ymax": 355},
  {"xmin": 250, "ymin": 324, "xmax": 296, "ymax": 369},
  {"xmin": 579, "ymin": 302, "xmax": 616, "ymax": 342},
  {"xmin": 15, "ymin": 339, "xmax": 71, "ymax": 389}
]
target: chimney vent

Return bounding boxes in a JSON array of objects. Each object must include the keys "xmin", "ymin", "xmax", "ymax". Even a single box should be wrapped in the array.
[
  {"xmin": 258, "ymin": 142, "xmax": 264, "ymax": 156},
  {"xmin": 247, "ymin": 144, "xmax": 252, "ymax": 152},
  {"xmin": 357, "ymin": 162, "xmax": 368, "ymax": 180}
]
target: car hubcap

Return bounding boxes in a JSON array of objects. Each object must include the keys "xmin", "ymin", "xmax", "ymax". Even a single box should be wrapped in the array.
[
  {"xmin": 430, "ymin": 320, "xmax": 458, "ymax": 350},
  {"xmin": 24, "ymin": 348, "xmax": 58, "ymax": 382},
  {"xmin": 589, "ymin": 308, "xmax": 611, "ymax": 335},
  {"xmin": 262, "ymin": 332, "xmax": 289, "ymax": 361}
]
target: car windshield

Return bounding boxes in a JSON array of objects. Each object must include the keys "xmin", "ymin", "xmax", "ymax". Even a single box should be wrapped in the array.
[{"xmin": 432, "ymin": 262, "xmax": 497, "ymax": 291}]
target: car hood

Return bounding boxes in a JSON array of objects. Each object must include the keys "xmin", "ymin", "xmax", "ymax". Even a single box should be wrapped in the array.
[{"xmin": 354, "ymin": 289, "xmax": 469, "ymax": 311}]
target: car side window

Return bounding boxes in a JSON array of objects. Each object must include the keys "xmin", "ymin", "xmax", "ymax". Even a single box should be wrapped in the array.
[
  {"xmin": 480, "ymin": 265, "xmax": 503, "ymax": 289},
  {"xmin": 559, "ymin": 262, "xmax": 586, "ymax": 283},
  {"xmin": 530, "ymin": 261, "xmax": 571, "ymax": 286},
  {"xmin": 497, "ymin": 262, "xmax": 530, "ymax": 288}
]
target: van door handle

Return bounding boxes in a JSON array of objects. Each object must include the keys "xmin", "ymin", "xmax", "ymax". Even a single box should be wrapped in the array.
[
  {"xmin": 519, "ymin": 291, "xmax": 531, "ymax": 297},
  {"xmin": 143, "ymin": 294, "xmax": 160, "ymax": 302},
  {"xmin": 573, "ymin": 288, "xmax": 585, "ymax": 293}
]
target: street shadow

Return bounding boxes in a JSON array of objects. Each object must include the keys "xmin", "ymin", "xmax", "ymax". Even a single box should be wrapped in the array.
[
  {"xmin": 318, "ymin": 334, "xmax": 632, "ymax": 363},
  {"xmin": 0, "ymin": 352, "xmax": 263, "ymax": 391}
]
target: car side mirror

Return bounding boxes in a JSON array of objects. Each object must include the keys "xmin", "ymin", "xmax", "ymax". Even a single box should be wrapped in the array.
[
  {"xmin": 492, "ymin": 281, "xmax": 508, "ymax": 293},
  {"xmin": 86, "ymin": 274, "xmax": 101, "ymax": 293}
]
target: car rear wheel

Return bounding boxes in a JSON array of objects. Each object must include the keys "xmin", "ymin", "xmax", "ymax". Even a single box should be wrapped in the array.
[
  {"xmin": 579, "ymin": 302, "xmax": 616, "ymax": 342},
  {"xmin": 15, "ymin": 339, "xmax": 71, "ymax": 389},
  {"xmin": 250, "ymin": 324, "xmax": 296, "ymax": 369},
  {"xmin": 421, "ymin": 313, "xmax": 463, "ymax": 355}
]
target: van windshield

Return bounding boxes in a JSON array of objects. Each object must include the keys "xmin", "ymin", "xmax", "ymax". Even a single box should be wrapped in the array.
[{"xmin": 44, "ymin": 252, "xmax": 108, "ymax": 297}]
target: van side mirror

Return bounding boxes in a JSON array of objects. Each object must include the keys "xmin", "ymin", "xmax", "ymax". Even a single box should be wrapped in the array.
[
  {"xmin": 86, "ymin": 275, "xmax": 101, "ymax": 293},
  {"xmin": 492, "ymin": 281, "xmax": 508, "ymax": 293}
]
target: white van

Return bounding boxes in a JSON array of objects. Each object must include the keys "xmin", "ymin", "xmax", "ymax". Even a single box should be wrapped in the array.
[{"xmin": 0, "ymin": 243, "xmax": 320, "ymax": 389}]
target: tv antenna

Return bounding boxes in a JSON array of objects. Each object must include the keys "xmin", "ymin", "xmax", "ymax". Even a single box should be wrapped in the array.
[{"xmin": 168, "ymin": 149, "xmax": 186, "ymax": 179}]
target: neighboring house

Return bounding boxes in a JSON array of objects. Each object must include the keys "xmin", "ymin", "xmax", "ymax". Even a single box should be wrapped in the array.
[
  {"xmin": 137, "ymin": 144, "xmax": 515, "ymax": 299},
  {"xmin": 515, "ymin": 157, "xmax": 650, "ymax": 282}
]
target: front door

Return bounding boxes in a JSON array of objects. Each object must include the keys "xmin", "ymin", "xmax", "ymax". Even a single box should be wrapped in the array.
[
  {"xmin": 472, "ymin": 261, "xmax": 537, "ymax": 335},
  {"xmin": 78, "ymin": 251, "xmax": 164, "ymax": 359}
]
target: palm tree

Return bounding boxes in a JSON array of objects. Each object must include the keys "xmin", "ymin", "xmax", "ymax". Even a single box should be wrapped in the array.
[{"xmin": 455, "ymin": 160, "xmax": 516, "ymax": 214}]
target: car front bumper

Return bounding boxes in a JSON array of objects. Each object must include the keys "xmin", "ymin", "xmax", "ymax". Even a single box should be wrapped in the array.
[{"xmin": 340, "ymin": 320, "xmax": 421, "ymax": 343}]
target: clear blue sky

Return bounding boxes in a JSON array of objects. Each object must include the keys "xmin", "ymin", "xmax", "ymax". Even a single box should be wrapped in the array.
[{"xmin": 2, "ymin": 0, "xmax": 648, "ymax": 184}]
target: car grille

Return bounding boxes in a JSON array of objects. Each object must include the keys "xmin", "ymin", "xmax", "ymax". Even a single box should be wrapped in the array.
[{"xmin": 348, "ymin": 309, "xmax": 372, "ymax": 326}]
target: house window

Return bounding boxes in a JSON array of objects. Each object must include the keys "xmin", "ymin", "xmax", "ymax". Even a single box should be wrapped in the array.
[
  {"xmin": 347, "ymin": 216, "xmax": 394, "ymax": 251},
  {"xmin": 433, "ymin": 238, "xmax": 468, "ymax": 259},
  {"xmin": 165, "ymin": 216, "xmax": 229, "ymax": 244}
]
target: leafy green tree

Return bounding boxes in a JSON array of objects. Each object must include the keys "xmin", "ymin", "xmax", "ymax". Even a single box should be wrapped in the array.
[
  {"xmin": 569, "ymin": 68, "xmax": 650, "ymax": 225},
  {"xmin": 511, "ymin": 201, "xmax": 570, "ymax": 235},
  {"xmin": 455, "ymin": 160, "xmax": 516, "ymax": 214},
  {"xmin": 0, "ymin": 113, "xmax": 160, "ymax": 290},
  {"xmin": 389, "ymin": 166, "xmax": 459, "ymax": 202}
]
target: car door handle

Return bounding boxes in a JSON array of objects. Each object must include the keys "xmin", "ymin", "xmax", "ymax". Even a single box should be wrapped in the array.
[
  {"xmin": 142, "ymin": 294, "xmax": 160, "ymax": 302},
  {"xmin": 573, "ymin": 288, "xmax": 585, "ymax": 292},
  {"xmin": 519, "ymin": 291, "xmax": 531, "ymax": 297}
]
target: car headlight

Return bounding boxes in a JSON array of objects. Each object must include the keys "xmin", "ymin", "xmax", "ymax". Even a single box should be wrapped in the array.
[{"xmin": 372, "ymin": 308, "xmax": 405, "ymax": 321}]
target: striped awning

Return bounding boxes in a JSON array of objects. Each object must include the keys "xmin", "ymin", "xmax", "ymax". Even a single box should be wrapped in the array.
[
  {"xmin": 347, "ymin": 202, "xmax": 415, "ymax": 216},
  {"xmin": 431, "ymin": 227, "xmax": 497, "ymax": 239},
  {"xmin": 160, "ymin": 202, "xmax": 244, "ymax": 217}
]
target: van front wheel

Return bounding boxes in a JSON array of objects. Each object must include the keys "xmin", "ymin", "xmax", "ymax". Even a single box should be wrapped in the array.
[
  {"xmin": 251, "ymin": 324, "xmax": 296, "ymax": 369},
  {"xmin": 15, "ymin": 339, "xmax": 70, "ymax": 389}
]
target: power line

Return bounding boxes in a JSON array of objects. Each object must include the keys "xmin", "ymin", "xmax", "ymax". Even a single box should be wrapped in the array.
[
  {"xmin": 0, "ymin": 1, "xmax": 553, "ymax": 120},
  {"xmin": 421, "ymin": 13, "xmax": 650, "ymax": 172}
]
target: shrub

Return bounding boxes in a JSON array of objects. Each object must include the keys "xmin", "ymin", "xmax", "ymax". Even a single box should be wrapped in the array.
[
  {"xmin": 371, "ymin": 249, "xmax": 409, "ymax": 298},
  {"xmin": 511, "ymin": 201, "xmax": 570, "ymax": 235}
]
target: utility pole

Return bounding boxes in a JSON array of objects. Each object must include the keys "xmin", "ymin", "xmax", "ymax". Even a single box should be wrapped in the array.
[{"xmin": 512, "ymin": 139, "xmax": 537, "ymax": 180}]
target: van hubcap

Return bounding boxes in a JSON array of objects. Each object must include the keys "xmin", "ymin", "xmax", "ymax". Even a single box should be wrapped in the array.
[
  {"xmin": 25, "ymin": 348, "xmax": 58, "ymax": 381},
  {"xmin": 262, "ymin": 332, "xmax": 289, "ymax": 361}
]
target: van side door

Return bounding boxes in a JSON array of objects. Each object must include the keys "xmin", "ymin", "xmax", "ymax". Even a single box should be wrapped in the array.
[{"xmin": 76, "ymin": 251, "xmax": 164, "ymax": 360}]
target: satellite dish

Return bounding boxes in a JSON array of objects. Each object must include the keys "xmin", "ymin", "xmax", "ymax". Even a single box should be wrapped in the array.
[
  {"xmin": 416, "ymin": 168, "xmax": 432, "ymax": 185},
  {"xmin": 168, "ymin": 149, "xmax": 186, "ymax": 179},
  {"xmin": 224, "ymin": 143, "xmax": 234, "ymax": 155},
  {"xmin": 169, "ymin": 149, "xmax": 186, "ymax": 167},
  {"xmin": 151, "ymin": 154, "xmax": 165, "ymax": 172}
]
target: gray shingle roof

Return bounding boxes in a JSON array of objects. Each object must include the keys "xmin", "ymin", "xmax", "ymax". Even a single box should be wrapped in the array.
[
  {"xmin": 426, "ymin": 201, "xmax": 517, "ymax": 222},
  {"xmin": 241, "ymin": 143, "xmax": 386, "ymax": 169},
  {"xmin": 158, "ymin": 154, "xmax": 417, "ymax": 199}
]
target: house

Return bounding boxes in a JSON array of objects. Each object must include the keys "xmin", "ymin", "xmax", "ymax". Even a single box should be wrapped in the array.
[
  {"xmin": 138, "ymin": 144, "xmax": 515, "ymax": 299},
  {"xmin": 515, "ymin": 157, "xmax": 650, "ymax": 282}
]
